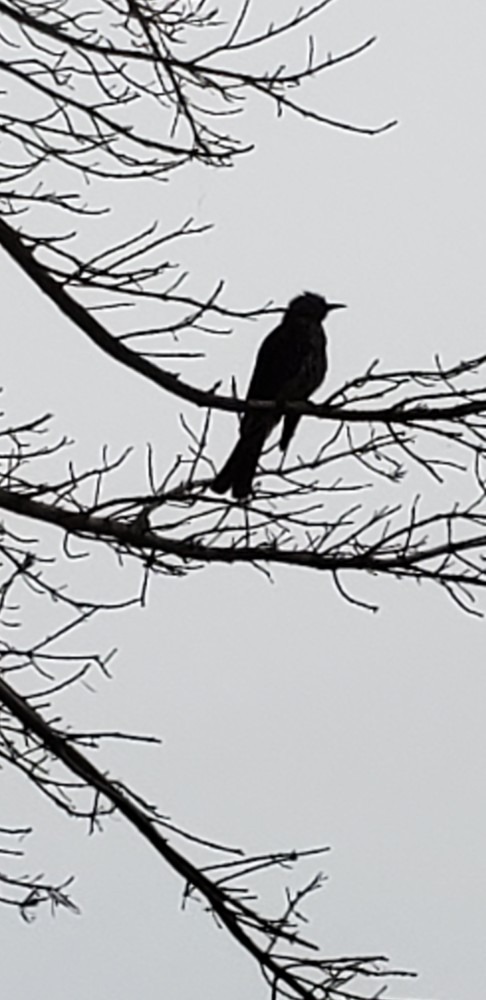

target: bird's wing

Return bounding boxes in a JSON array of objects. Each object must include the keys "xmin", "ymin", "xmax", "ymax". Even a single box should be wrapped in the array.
[{"xmin": 246, "ymin": 324, "xmax": 300, "ymax": 400}]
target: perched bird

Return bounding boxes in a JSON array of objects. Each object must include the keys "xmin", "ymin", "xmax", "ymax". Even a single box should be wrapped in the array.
[{"xmin": 212, "ymin": 291, "xmax": 345, "ymax": 498}]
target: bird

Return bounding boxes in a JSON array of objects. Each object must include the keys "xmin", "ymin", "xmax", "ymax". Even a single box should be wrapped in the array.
[{"xmin": 212, "ymin": 291, "xmax": 345, "ymax": 499}]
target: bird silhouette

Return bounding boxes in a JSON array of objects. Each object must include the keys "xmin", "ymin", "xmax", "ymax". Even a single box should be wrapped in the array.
[{"xmin": 212, "ymin": 291, "xmax": 345, "ymax": 498}]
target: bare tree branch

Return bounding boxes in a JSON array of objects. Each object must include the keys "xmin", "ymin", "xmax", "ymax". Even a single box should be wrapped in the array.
[
  {"xmin": 0, "ymin": 4, "xmax": 460, "ymax": 998},
  {"xmin": 0, "ymin": 670, "xmax": 412, "ymax": 999}
]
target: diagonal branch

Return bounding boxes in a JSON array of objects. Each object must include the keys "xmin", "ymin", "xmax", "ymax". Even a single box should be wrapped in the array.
[
  {"xmin": 2, "ymin": 216, "xmax": 486, "ymax": 430},
  {"xmin": 0, "ymin": 672, "xmax": 398, "ymax": 999}
]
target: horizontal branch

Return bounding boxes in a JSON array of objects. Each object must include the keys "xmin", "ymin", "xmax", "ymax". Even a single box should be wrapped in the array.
[{"xmin": 1, "ymin": 484, "xmax": 485, "ymax": 597}]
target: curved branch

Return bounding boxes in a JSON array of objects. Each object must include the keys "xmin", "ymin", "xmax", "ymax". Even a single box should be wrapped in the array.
[{"xmin": 2, "ymin": 217, "xmax": 486, "ymax": 433}]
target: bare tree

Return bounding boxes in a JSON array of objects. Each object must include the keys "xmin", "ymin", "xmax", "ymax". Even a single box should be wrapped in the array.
[{"xmin": 1, "ymin": 2, "xmax": 483, "ymax": 997}]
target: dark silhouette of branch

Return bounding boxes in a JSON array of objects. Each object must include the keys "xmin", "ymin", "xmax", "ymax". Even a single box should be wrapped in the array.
[
  {"xmin": 3, "ymin": 215, "xmax": 486, "ymax": 448},
  {"xmin": 1, "ymin": 424, "xmax": 486, "ymax": 614},
  {"xmin": 0, "ymin": 670, "xmax": 411, "ymax": 998},
  {"xmin": 0, "ymin": 0, "xmax": 395, "ymax": 151},
  {"xmin": 0, "ymin": 4, "xmax": 463, "ymax": 998}
]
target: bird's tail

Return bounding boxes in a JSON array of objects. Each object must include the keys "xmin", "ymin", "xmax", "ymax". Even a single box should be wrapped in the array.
[
  {"xmin": 279, "ymin": 414, "xmax": 301, "ymax": 452},
  {"xmin": 212, "ymin": 427, "xmax": 267, "ymax": 499}
]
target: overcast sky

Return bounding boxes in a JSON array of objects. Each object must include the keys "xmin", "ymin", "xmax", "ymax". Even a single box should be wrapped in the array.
[{"xmin": 2, "ymin": 3, "xmax": 486, "ymax": 999}]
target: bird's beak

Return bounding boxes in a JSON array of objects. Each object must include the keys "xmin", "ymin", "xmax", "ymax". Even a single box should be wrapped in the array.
[{"xmin": 327, "ymin": 302, "xmax": 346, "ymax": 311}]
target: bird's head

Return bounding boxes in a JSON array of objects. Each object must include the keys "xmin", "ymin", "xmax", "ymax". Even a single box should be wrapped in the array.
[{"xmin": 288, "ymin": 291, "xmax": 346, "ymax": 322}]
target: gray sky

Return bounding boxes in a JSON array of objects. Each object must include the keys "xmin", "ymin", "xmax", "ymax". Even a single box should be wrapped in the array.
[{"xmin": 2, "ymin": 2, "xmax": 486, "ymax": 999}]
